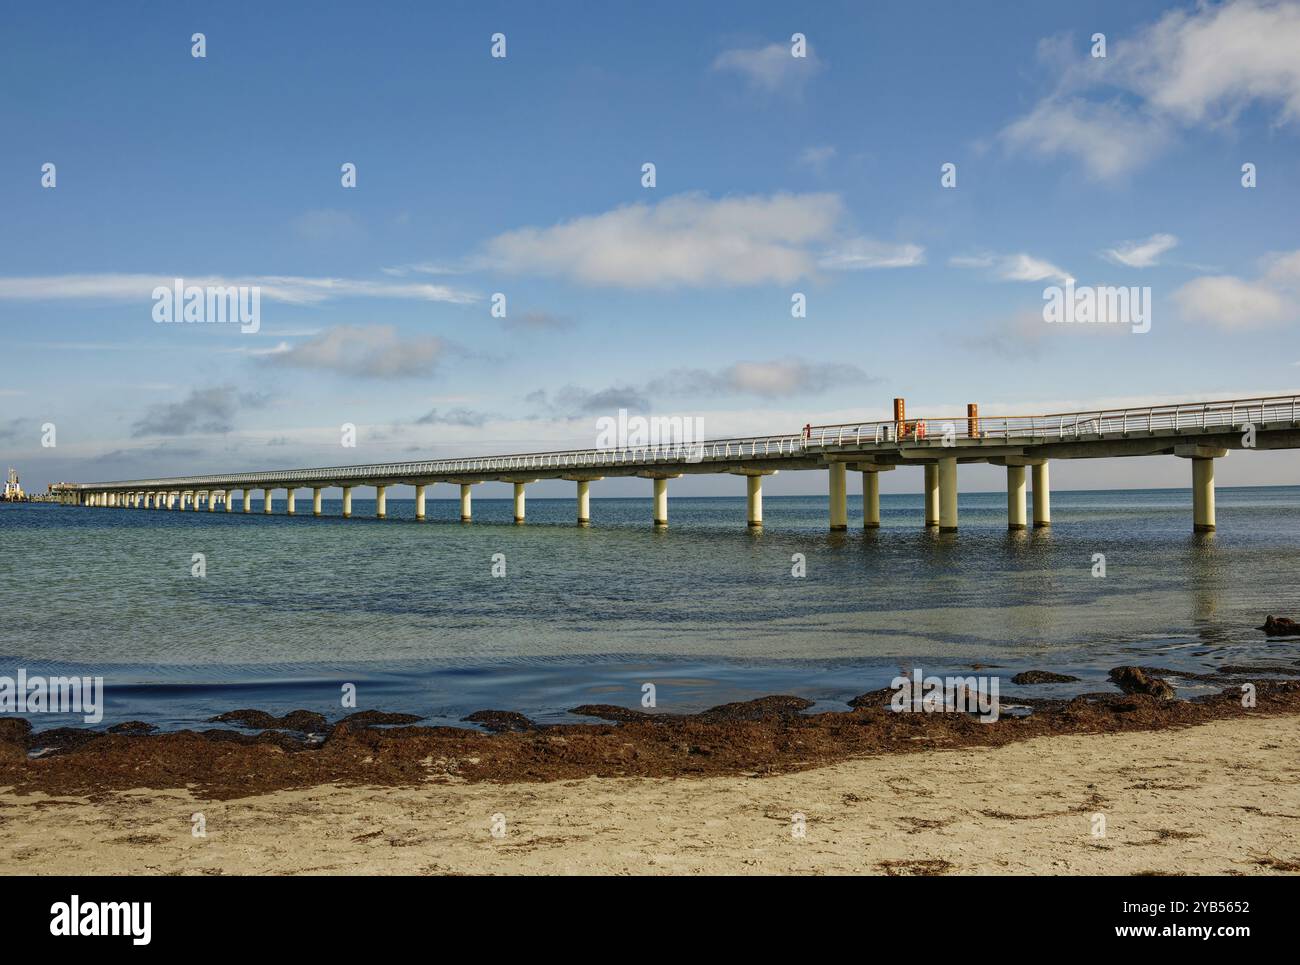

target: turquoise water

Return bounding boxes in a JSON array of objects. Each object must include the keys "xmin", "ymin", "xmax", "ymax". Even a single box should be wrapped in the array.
[{"xmin": 2, "ymin": 487, "xmax": 1299, "ymax": 730}]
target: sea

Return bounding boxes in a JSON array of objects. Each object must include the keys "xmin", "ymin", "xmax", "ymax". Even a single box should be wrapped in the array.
[{"xmin": 2, "ymin": 487, "xmax": 1299, "ymax": 732}]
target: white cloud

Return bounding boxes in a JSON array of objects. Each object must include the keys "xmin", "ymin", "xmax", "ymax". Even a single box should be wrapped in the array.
[
  {"xmin": 1001, "ymin": 0, "xmax": 1300, "ymax": 178},
  {"xmin": 1172, "ymin": 249, "xmax": 1300, "ymax": 328},
  {"xmin": 0, "ymin": 273, "xmax": 477, "ymax": 305},
  {"xmin": 482, "ymin": 192, "xmax": 863, "ymax": 287},
  {"xmin": 797, "ymin": 145, "xmax": 837, "ymax": 172},
  {"xmin": 1001, "ymin": 98, "xmax": 1169, "ymax": 181},
  {"xmin": 951, "ymin": 252, "xmax": 1073, "ymax": 285},
  {"xmin": 1101, "ymin": 233, "xmax": 1179, "ymax": 268},
  {"xmin": 712, "ymin": 41, "xmax": 821, "ymax": 93},
  {"xmin": 819, "ymin": 238, "xmax": 925, "ymax": 270},
  {"xmin": 263, "ymin": 325, "xmax": 448, "ymax": 378}
]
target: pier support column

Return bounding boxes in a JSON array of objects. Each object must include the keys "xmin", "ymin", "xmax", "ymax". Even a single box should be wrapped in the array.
[
  {"xmin": 513, "ymin": 483, "xmax": 526, "ymax": 524},
  {"xmin": 854, "ymin": 467, "xmax": 895, "ymax": 529},
  {"xmin": 224, "ymin": 491, "xmax": 231, "ymax": 512},
  {"xmin": 375, "ymin": 485, "xmax": 387, "ymax": 519},
  {"xmin": 1032, "ymin": 461, "xmax": 1050, "ymax": 528},
  {"xmin": 576, "ymin": 480, "xmax": 590, "ymax": 525},
  {"xmin": 414, "ymin": 485, "xmax": 426, "ymax": 520},
  {"xmin": 459, "ymin": 484, "xmax": 472, "ymax": 522},
  {"xmin": 313, "ymin": 488, "xmax": 322, "ymax": 517},
  {"xmin": 746, "ymin": 475, "xmax": 763, "ymax": 528},
  {"xmin": 286, "ymin": 489, "xmax": 296, "ymax": 515},
  {"xmin": 1007, "ymin": 466, "xmax": 1027, "ymax": 530},
  {"xmin": 924, "ymin": 464, "xmax": 939, "ymax": 527},
  {"xmin": 342, "ymin": 486, "xmax": 353, "ymax": 518},
  {"xmin": 653, "ymin": 477, "xmax": 668, "ymax": 528},
  {"xmin": 242, "ymin": 490, "xmax": 251, "ymax": 513},
  {"xmin": 1175, "ymin": 445, "xmax": 1227, "ymax": 532},
  {"xmin": 1192, "ymin": 458, "xmax": 1216, "ymax": 532},
  {"xmin": 828, "ymin": 462, "xmax": 847, "ymax": 531},
  {"xmin": 938, "ymin": 456, "xmax": 958, "ymax": 533},
  {"xmin": 208, "ymin": 491, "xmax": 216, "ymax": 512},
  {"xmin": 263, "ymin": 488, "xmax": 273, "ymax": 514}
]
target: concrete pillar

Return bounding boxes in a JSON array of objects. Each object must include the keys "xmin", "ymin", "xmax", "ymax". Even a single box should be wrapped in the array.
[
  {"xmin": 286, "ymin": 489, "xmax": 296, "ymax": 515},
  {"xmin": 375, "ymin": 485, "xmax": 387, "ymax": 519},
  {"xmin": 653, "ymin": 477, "xmax": 668, "ymax": 527},
  {"xmin": 224, "ymin": 491, "xmax": 232, "ymax": 512},
  {"xmin": 924, "ymin": 464, "xmax": 939, "ymax": 527},
  {"xmin": 242, "ymin": 489, "xmax": 252, "ymax": 513},
  {"xmin": 313, "ymin": 488, "xmax": 322, "ymax": 517},
  {"xmin": 342, "ymin": 486, "xmax": 353, "ymax": 518},
  {"xmin": 1007, "ymin": 466, "xmax": 1027, "ymax": 530},
  {"xmin": 415, "ymin": 485, "xmax": 426, "ymax": 520},
  {"xmin": 1193, "ymin": 458, "xmax": 1216, "ymax": 532},
  {"xmin": 938, "ymin": 456, "xmax": 958, "ymax": 533},
  {"xmin": 746, "ymin": 475, "xmax": 763, "ymax": 528},
  {"xmin": 862, "ymin": 471, "xmax": 881, "ymax": 529},
  {"xmin": 1032, "ymin": 461, "xmax": 1051, "ymax": 528},
  {"xmin": 576, "ymin": 480, "xmax": 590, "ymax": 525},
  {"xmin": 208, "ymin": 491, "xmax": 216, "ymax": 511},
  {"xmin": 513, "ymin": 483, "xmax": 526, "ymax": 524},
  {"xmin": 828, "ymin": 462, "xmax": 847, "ymax": 531},
  {"xmin": 460, "ymin": 484, "xmax": 472, "ymax": 522},
  {"xmin": 263, "ymin": 488, "xmax": 273, "ymax": 514}
]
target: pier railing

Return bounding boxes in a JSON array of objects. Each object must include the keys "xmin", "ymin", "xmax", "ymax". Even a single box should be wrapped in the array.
[{"xmin": 58, "ymin": 393, "xmax": 1300, "ymax": 492}]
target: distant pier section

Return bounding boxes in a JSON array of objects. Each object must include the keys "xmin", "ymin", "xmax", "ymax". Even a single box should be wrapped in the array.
[{"xmin": 51, "ymin": 394, "xmax": 1300, "ymax": 533}]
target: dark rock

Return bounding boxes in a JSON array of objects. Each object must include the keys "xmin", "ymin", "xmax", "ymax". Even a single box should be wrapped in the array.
[
  {"xmin": 28, "ymin": 727, "xmax": 99, "ymax": 754},
  {"xmin": 694, "ymin": 695, "xmax": 814, "ymax": 723},
  {"xmin": 569, "ymin": 704, "xmax": 656, "ymax": 723},
  {"xmin": 1258, "ymin": 615, "xmax": 1300, "ymax": 637},
  {"xmin": 206, "ymin": 709, "xmax": 326, "ymax": 733},
  {"xmin": 461, "ymin": 710, "xmax": 538, "ymax": 733},
  {"xmin": 0, "ymin": 718, "xmax": 33, "ymax": 746},
  {"xmin": 107, "ymin": 721, "xmax": 157, "ymax": 735},
  {"xmin": 1108, "ymin": 667, "xmax": 1176, "ymax": 700},
  {"xmin": 1011, "ymin": 670, "xmax": 1081, "ymax": 685},
  {"xmin": 339, "ymin": 710, "xmax": 425, "ymax": 727}
]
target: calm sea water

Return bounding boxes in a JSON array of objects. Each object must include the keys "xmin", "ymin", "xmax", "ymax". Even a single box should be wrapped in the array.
[{"xmin": 3, "ymin": 487, "xmax": 1299, "ymax": 731}]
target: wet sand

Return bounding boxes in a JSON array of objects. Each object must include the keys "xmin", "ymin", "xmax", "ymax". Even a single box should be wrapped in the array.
[{"xmin": 1, "ymin": 713, "xmax": 1297, "ymax": 875}]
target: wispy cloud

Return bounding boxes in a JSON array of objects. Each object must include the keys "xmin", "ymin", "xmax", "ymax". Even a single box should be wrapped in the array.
[
  {"xmin": 1000, "ymin": 0, "xmax": 1300, "ymax": 179},
  {"xmin": 1101, "ymin": 233, "xmax": 1179, "ymax": 268},
  {"xmin": 1172, "ymin": 249, "xmax": 1300, "ymax": 329},
  {"xmin": 819, "ymin": 238, "xmax": 925, "ymax": 270},
  {"xmin": 478, "ymin": 192, "xmax": 920, "ymax": 288},
  {"xmin": 796, "ymin": 145, "xmax": 837, "ymax": 173},
  {"xmin": 712, "ymin": 40, "xmax": 821, "ymax": 93},
  {"xmin": 0, "ymin": 273, "xmax": 477, "ymax": 305},
  {"xmin": 414, "ymin": 407, "xmax": 493, "ymax": 427},
  {"xmin": 131, "ymin": 385, "xmax": 266, "ymax": 438},
  {"xmin": 262, "ymin": 324, "xmax": 448, "ymax": 378},
  {"xmin": 951, "ymin": 252, "xmax": 1073, "ymax": 285}
]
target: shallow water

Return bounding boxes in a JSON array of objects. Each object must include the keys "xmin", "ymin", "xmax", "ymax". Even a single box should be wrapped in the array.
[{"xmin": 2, "ymin": 488, "xmax": 1299, "ymax": 731}]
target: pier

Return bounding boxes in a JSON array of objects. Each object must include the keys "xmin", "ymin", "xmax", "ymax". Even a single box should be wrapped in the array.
[{"xmin": 51, "ymin": 394, "xmax": 1300, "ymax": 533}]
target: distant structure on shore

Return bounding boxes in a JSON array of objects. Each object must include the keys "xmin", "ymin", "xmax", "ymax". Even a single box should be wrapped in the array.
[{"xmin": 2, "ymin": 468, "xmax": 25, "ymax": 502}]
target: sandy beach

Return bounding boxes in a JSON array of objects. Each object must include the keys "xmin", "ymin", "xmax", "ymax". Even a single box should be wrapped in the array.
[{"xmin": 3, "ymin": 713, "xmax": 1297, "ymax": 875}]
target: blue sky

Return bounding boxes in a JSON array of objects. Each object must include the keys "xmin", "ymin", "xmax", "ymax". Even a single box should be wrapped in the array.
[{"xmin": 2, "ymin": 0, "xmax": 1299, "ymax": 496}]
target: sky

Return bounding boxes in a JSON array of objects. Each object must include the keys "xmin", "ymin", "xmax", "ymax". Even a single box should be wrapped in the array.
[{"xmin": 2, "ymin": 0, "xmax": 1299, "ymax": 498}]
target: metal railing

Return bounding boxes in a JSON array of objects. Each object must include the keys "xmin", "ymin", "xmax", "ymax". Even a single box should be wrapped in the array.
[{"xmin": 59, "ymin": 393, "xmax": 1300, "ymax": 492}]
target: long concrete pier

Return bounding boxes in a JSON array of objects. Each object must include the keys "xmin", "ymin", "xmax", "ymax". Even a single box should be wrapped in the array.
[{"xmin": 52, "ymin": 394, "xmax": 1300, "ymax": 533}]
